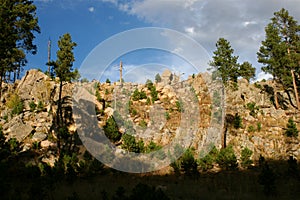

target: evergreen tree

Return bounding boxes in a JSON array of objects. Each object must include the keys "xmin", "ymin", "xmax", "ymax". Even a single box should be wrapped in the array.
[
  {"xmin": 209, "ymin": 38, "xmax": 239, "ymax": 87},
  {"xmin": 0, "ymin": 0, "xmax": 40, "ymax": 95},
  {"xmin": 257, "ymin": 8, "xmax": 300, "ymax": 109},
  {"xmin": 238, "ymin": 61, "xmax": 256, "ymax": 82},
  {"xmin": 285, "ymin": 118, "xmax": 299, "ymax": 137},
  {"xmin": 48, "ymin": 33, "xmax": 77, "ymax": 152}
]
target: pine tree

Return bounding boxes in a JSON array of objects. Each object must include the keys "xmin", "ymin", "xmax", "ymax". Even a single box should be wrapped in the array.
[
  {"xmin": 209, "ymin": 38, "xmax": 239, "ymax": 87},
  {"xmin": 257, "ymin": 8, "xmax": 300, "ymax": 109},
  {"xmin": 0, "ymin": 0, "xmax": 40, "ymax": 95},
  {"xmin": 285, "ymin": 118, "xmax": 299, "ymax": 137},
  {"xmin": 238, "ymin": 61, "xmax": 256, "ymax": 82},
  {"xmin": 48, "ymin": 33, "xmax": 77, "ymax": 152}
]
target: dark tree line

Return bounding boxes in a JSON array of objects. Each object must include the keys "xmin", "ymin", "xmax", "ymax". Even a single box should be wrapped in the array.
[{"xmin": 0, "ymin": 0, "xmax": 40, "ymax": 94}]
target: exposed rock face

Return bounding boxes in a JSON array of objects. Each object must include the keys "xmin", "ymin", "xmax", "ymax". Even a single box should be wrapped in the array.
[
  {"xmin": 17, "ymin": 69, "xmax": 53, "ymax": 103},
  {"xmin": 4, "ymin": 117, "xmax": 33, "ymax": 142},
  {"xmin": 1, "ymin": 69, "xmax": 300, "ymax": 167}
]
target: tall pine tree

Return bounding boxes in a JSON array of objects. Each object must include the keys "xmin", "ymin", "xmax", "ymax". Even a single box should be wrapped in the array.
[
  {"xmin": 48, "ymin": 33, "xmax": 77, "ymax": 153},
  {"xmin": 257, "ymin": 8, "xmax": 300, "ymax": 109},
  {"xmin": 209, "ymin": 38, "xmax": 239, "ymax": 87},
  {"xmin": 0, "ymin": 0, "xmax": 40, "ymax": 95}
]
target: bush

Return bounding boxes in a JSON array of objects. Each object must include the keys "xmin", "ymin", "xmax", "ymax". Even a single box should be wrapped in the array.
[
  {"xmin": 132, "ymin": 89, "xmax": 147, "ymax": 101},
  {"xmin": 139, "ymin": 120, "xmax": 147, "ymax": 128},
  {"xmin": 181, "ymin": 148, "xmax": 198, "ymax": 175},
  {"xmin": 103, "ymin": 117, "xmax": 121, "ymax": 143},
  {"xmin": 247, "ymin": 125, "xmax": 256, "ymax": 132},
  {"xmin": 240, "ymin": 147, "xmax": 253, "ymax": 168},
  {"xmin": 7, "ymin": 94, "xmax": 24, "ymax": 115},
  {"xmin": 37, "ymin": 101, "xmax": 44, "ymax": 112},
  {"xmin": 105, "ymin": 78, "xmax": 111, "ymax": 84},
  {"xmin": 285, "ymin": 118, "xmax": 298, "ymax": 137},
  {"xmin": 165, "ymin": 112, "xmax": 170, "ymax": 120},
  {"xmin": 216, "ymin": 146, "xmax": 238, "ymax": 170},
  {"xmin": 145, "ymin": 141, "xmax": 162, "ymax": 153},
  {"xmin": 95, "ymin": 90, "xmax": 102, "ymax": 102},
  {"xmin": 176, "ymin": 100, "xmax": 184, "ymax": 112},
  {"xmin": 122, "ymin": 134, "xmax": 144, "ymax": 153},
  {"xmin": 198, "ymin": 146, "xmax": 218, "ymax": 171},
  {"xmin": 29, "ymin": 101, "xmax": 37, "ymax": 112},
  {"xmin": 246, "ymin": 102, "xmax": 259, "ymax": 117},
  {"xmin": 233, "ymin": 113, "xmax": 242, "ymax": 129},
  {"xmin": 257, "ymin": 122, "xmax": 262, "ymax": 132}
]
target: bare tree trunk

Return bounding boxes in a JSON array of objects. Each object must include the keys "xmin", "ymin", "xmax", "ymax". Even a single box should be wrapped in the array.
[{"xmin": 291, "ymin": 70, "xmax": 300, "ymax": 109}]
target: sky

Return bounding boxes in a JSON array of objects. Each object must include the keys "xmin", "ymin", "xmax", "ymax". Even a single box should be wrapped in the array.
[{"xmin": 28, "ymin": 0, "xmax": 300, "ymax": 83}]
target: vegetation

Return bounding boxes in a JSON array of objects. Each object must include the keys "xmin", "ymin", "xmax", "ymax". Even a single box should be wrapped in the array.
[
  {"xmin": 155, "ymin": 73, "xmax": 162, "ymax": 83},
  {"xmin": 257, "ymin": 8, "xmax": 300, "ymax": 109},
  {"xmin": 132, "ymin": 89, "xmax": 147, "ymax": 101},
  {"xmin": 198, "ymin": 146, "xmax": 219, "ymax": 171},
  {"xmin": 233, "ymin": 113, "xmax": 243, "ymax": 129},
  {"xmin": 29, "ymin": 101, "xmax": 37, "ymax": 112},
  {"xmin": 209, "ymin": 38, "xmax": 255, "ymax": 88},
  {"xmin": 7, "ymin": 93, "xmax": 24, "ymax": 116},
  {"xmin": 240, "ymin": 147, "xmax": 253, "ymax": 168},
  {"xmin": 285, "ymin": 118, "xmax": 299, "ymax": 137},
  {"xmin": 216, "ymin": 146, "xmax": 238, "ymax": 170},
  {"xmin": 246, "ymin": 102, "xmax": 259, "ymax": 117},
  {"xmin": 121, "ymin": 134, "xmax": 144, "ymax": 153},
  {"xmin": 103, "ymin": 117, "xmax": 121, "ymax": 143},
  {"xmin": 0, "ymin": 0, "xmax": 40, "ymax": 91}
]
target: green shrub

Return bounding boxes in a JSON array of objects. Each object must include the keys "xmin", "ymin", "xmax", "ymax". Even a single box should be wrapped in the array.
[
  {"xmin": 246, "ymin": 102, "xmax": 259, "ymax": 117},
  {"xmin": 165, "ymin": 112, "xmax": 170, "ymax": 120},
  {"xmin": 132, "ymin": 89, "xmax": 147, "ymax": 101},
  {"xmin": 285, "ymin": 118, "xmax": 298, "ymax": 137},
  {"xmin": 216, "ymin": 146, "xmax": 238, "ymax": 170},
  {"xmin": 145, "ymin": 141, "xmax": 162, "ymax": 153},
  {"xmin": 105, "ymin": 78, "xmax": 111, "ymax": 84},
  {"xmin": 233, "ymin": 113, "xmax": 242, "ymax": 129},
  {"xmin": 103, "ymin": 117, "xmax": 121, "ymax": 142},
  {"xmin": 7, "ymin": 94, "xmax": 24, "ymax": 115},
  {"xmin": 121, "ymin": 134, "xmax": 144, "ymax": 153},
  {"xmin": 37, "ymin": 101, "xmax": 44, "ymax": 112},
  {"xmin": 257, "ymin": 122, "xmax": 262, "ymax": 132},
  {"xmin": 176, "ymin": 100, "xmax": 184, "ymax": 112},
  {"xmin": 139, "ymin": 120, "xmax": 147, "ymax": 128},
  {"xmin": 247, "ymin": 125, "xmax": 256, "ymax": 132},
  {"xmin": 29, "ymin": 101, "xmax": 37, "ymax": 112},
  {"xmin": 198, "ymin": 146, "xmax": 219, "ymax": 171},
  {"xmin": 181, "ymin": 148, "xmax": 198, "ymax": 175},
  {"xmin": 3, "ymin": 114, "xmax": 8, "ymax": 122},
  {"xmin": 240, "ymin": 147, "xmax": 253, "ymax": 168},
  {"xmin": 95, "ymin": 90, "xmax": 102, "ymax": 102}
]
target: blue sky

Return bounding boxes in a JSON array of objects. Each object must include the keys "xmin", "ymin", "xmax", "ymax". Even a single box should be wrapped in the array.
[{"xmin": 27, "ymin": 0, "xmax": 300, "ymax": 82}]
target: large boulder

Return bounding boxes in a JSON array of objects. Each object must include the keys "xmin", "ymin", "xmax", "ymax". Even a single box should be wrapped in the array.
[
  {"xmin": 16, "ymin": 69, "xmax": 53, "ymax": 103},
  {"xmin": 4, "ymin": 116, "xmax": 33, "ymax": 142}
]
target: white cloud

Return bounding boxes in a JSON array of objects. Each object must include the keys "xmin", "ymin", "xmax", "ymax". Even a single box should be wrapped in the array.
[
  {"xmin": 106, "ymin": 0, "xmax": 300, "ymax": 71},
  {"xmin": 88, "ymin": 6, "xmax": 95, "ymax": 12},
  {"xmin": 255, "ymin": 71, "xmax": 273, "ymax": 82}
]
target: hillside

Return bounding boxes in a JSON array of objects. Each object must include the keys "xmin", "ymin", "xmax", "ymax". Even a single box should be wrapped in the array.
[{"xmin": 1, "ymin": 69, "xmax": 300, "ymax": 199}]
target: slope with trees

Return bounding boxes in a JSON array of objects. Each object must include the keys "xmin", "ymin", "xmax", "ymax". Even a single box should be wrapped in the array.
[
  {"xmin": 0, "ymin": 0, "xmax": 40, "ymax": 95},
  {"xmin": 257, "ymin": 8, "xmax": 300, "ymax": 109}
]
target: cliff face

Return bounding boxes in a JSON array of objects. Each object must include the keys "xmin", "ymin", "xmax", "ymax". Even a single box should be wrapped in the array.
[{"xmin": 0, "ymin": 69, "xmax": 299, "ymax": 167}]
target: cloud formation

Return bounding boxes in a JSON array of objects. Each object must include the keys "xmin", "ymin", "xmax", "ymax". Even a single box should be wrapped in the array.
[{"xmin": 101, "ymin": 0, "xmax": 300, "ymax": 73}]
